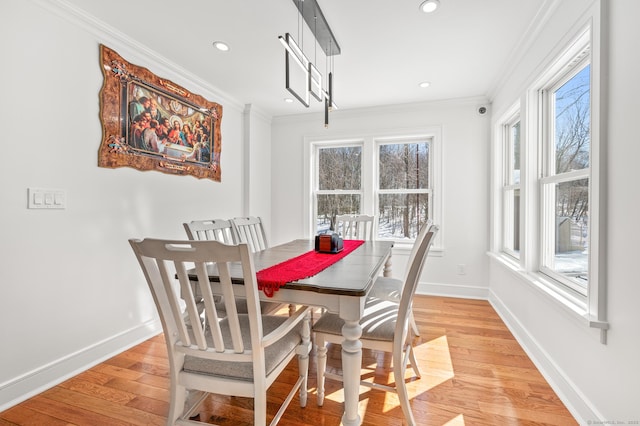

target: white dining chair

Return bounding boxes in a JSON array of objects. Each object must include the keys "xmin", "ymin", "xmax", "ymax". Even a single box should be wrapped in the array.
[
  {"xmin": 231, "ymin": 216, "xmax": 269, "ymax": 253},
  {"xmin": 129, "ymin": 238, "xmax": 312, "ymax": 426},
  {"xmin": 334, "ymin": 214, "xmax": 375, "ymax": 240},
  {"xmin": 368, "ymin": 220, "xmax": 433, "ymax": 336},
  {"xmin": 183, "ymin": 218, "xmax": 237, "ymax": 244},
  {"xmin": 183, "ymin": 219, "xmax": 283, "ymax": 315},
  {"xmin": 231, "ymin": 216, "xmax": 297, "ymax": 316},
  {"xmin": 313, "ymin": 226, "xmax": 438, "ymax": 426}
]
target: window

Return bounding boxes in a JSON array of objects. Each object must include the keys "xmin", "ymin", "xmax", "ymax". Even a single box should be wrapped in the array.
[
  {"xmin": 540, "ymin": 62, "xmax": 591, "ymax": 295},
  {"xmin": 377, "ymin": 139, "xmax": 431, "ymax": 240},
  {"xmin": 493, "ymin": 23, "xmax": 607, "ymax": 339},
  {"xmin": 315, "ymin": 144, "xmax": 363, "ymax": 233},
  {"xmin": 502, "ymin": 114, "xmax": 521, "ymax": 258},
  {"xmin": 309, "ymin": 129, "xmax": 441, "ymax": 245}
]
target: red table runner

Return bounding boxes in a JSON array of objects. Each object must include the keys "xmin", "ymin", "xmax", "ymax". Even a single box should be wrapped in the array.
[{"xmin": 256, "ymin": 240, "xmax": 365, "ymax": 297}]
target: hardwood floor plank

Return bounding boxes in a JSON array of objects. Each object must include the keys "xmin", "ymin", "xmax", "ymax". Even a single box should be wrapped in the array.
[
  {"xmin": 125, "ymin": 395, "xmax": 170, "ymax": 417},
  {"xmin": 0, "ymin": 405, "xmax": 68, "ymax": 426},
  {"xmin": 40, "ymin": 387, "xmax": 164, "ymax": 426},
  {"xmin": 57, "ymin": 376, "xmax": 137, "ymax": 405},
  {"xmin": 104, "ymin": 377, "xmax": 170, "ymax": 402},
  {"xmin": 0, "ymin": 296, "xmax": 578, "ymax": 426},
  {"xmin": 11, "ymin": 394, "xmax": 135, "ymax": 426}
]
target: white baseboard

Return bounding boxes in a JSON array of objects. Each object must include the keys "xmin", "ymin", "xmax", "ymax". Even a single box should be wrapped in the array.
[
  {"xmin": 416, "ymin": 281, "xmax": 490, "ymax": 299},
  {"xmin": 487, "ymin": 290, "xmax": 601, "ymax": 424},
  {"xmin": 0, "ymin": 319, "xmax": 162, "ymax": 412}
]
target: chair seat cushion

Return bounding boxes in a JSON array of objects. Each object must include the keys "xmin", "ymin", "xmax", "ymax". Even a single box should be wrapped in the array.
[
  {"xmin": 367, "ymin": 276, "xmax": 403, "ymax": 301},
  {"xmin": 313, "ymin": 298, "xmax": 399, "ymax": 342},
  {"xmin": 183, "ymin": 314, "xmax": 302, "ymax": 381}
]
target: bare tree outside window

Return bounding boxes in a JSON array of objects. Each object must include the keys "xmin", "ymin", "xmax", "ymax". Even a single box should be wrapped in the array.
[
  {"xmin": 544, "ymin": 63, "xmax": 591, "ymax": 289},
  {"xmin": 378, "ymin": 141, "xmax": 430, "ymax": 239},
  {"xmin": 314, "ymin": 138, "xmax": 434, "ymax": 240},
  {"xmin": 316, "ymin": 146, "xmax": 362, "ymax": 233}
]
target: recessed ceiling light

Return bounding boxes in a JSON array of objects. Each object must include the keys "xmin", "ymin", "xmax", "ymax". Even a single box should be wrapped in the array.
[
  {"xmin": 419, "ymin": 0, "xmax": 440, "ymax": 13},
  {"xmin": 284, "ymin": 98, "xmax": 294, "ymax": 103},
  {"xmin": 419, "ymin": 81, "xmax": 431, "ymax": 88},
  {"xmin": 212, "ymin": 41, "xmax": 230, "ymax": 52}
]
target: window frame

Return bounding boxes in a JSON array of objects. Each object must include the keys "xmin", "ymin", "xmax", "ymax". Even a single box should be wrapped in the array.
[
  {"xmin": 492, "ymin": 18, "xmax": 608, "ymax": 342},
  {"xmin": 538, "ymin": 56, "xmax": 591, "ymax": 297},
  {"xmin": 375, "ymin": 136, "xmax": 433, "ymax": 242},
  {"xmin": 313, "ymin": 141, "xmax": 365, "ymax": 233},
  {"xmin": 501, "ymin": 111, "xmax": 522, "ymax": 259},
  {"xmin": 305, "ymin": 127, "xmax": 442, "ymax": 250}
]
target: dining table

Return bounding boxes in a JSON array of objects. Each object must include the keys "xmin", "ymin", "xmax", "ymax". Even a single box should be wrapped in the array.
[{"xmin": 189, "ymin": 238, "xmax": 394, "ymax": 426}]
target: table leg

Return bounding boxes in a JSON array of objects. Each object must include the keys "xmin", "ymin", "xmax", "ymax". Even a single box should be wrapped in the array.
[
  {"xmin": 383, "ymin": 253, "xmax": 392, "ymax": 277},
  {"xmin": 341, "ymin": 318, "xmax": 363, "ymax": 426}
]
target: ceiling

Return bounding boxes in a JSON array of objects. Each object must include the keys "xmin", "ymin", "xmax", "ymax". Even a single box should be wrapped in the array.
[{"xmin": 62, "ymin": 0, "xmax": 547, "ymax": 118}]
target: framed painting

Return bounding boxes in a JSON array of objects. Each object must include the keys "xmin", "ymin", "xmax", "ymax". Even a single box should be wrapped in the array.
[{"xmin": 98, "ymin": 45, "xmax": 222, "ymax": 181}]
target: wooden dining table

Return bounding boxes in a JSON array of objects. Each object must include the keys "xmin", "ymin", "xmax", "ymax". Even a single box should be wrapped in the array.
[{"xmin": 190, "ymin": 238, "xmax": 394, "ymax": 426}]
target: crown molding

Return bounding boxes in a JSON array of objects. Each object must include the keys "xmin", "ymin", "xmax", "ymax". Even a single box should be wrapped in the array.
[
  {"xmin": 272, "ymin": 95, "xmax": 489, "ymax": 125},
  {"xmin": 31, "ymin": 0, "xmax": 244, "ymax": 114}
]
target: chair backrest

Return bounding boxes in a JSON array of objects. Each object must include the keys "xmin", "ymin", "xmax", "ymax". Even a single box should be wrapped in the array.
[
  {"xmin": 129, "ymin": 238, "xmax": 265, "ymax": 369},
  {"xmin": 183, "ymin": 219, "xmax": 238, "ymax": 244},
  {"xmin": 335, "ymin": 214, "xmax": 375, "ymax": 240},
  {"xmin": 231, "ymin": 216, "xmax": 269, "ymax": 252},
  {"xmin": 402, "ymin": 219, "xmax": 433, "ymax": 280},
  {"xmin": 396, "ymin": 225, "xmax": 439, "ymax": 343}
]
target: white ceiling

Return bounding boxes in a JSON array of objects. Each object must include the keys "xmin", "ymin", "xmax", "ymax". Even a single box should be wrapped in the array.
[{"xmin": 62, "ymin": 0, "xmax": 547, "ymax": 117}]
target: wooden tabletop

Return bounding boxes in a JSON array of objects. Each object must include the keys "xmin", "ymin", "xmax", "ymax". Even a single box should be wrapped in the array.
[{"xmin": 201, "ymin": 239, "xmax": 393, "ymax": 296}]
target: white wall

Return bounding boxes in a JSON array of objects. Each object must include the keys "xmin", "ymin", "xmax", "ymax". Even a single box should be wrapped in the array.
[
  {"xmin": 489, "ymin": 0, "xmax": 640, "ymax": 421},
  {"xmin": 243, "ymin": 105, "xmax": 274, "ymax": 240},
  {"xmin": 271, "ymin": 98, "xmax": 491, "ymax": 297},
  {"xmin": 0, "ymin": 0, "xmax": 255, "ymax": 409}
]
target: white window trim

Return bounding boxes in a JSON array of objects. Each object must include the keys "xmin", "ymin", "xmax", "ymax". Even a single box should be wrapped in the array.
[
  {"xmin": 303, "ymin": 127, "xmax": 443, "ymax": 252},
  {"xmin": 501, "ymin": 109, "xmax": 521, "ymax": 259},
  {"xmin": 491, "ymin": 8, "xmax": 608, "ymax": 343}
]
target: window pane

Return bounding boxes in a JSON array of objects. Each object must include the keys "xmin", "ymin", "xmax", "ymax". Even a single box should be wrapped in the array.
[
  {"xmin": 318, "ymin": 146, "xmax": 361, "ymax": 190},
  {"xmin": 554, "ymin": 65, "xmax": 590, "ymax": 174},
  {"xmin": 316, "ymin": 194, "xmax": 361, "ymax": 233},
  {"xmin": 511, "ymin": 121, "xmax": 521, "ymax": 184},
  {"xmin": 379, "ymin": 142, "xmax": 429, "ymax": 190},
  {"xmin": 378, "ymin": 193, "xmax": 429, "ymax": 239},
  {"xmin": 549, "ymin": 179, "xmax": 589, "ymax": 288},
  {"xmin": 504, "ymin": 188, "xmax": 520, "ymax": 256}
]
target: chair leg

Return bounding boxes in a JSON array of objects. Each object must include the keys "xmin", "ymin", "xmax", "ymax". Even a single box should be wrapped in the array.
[
  {"xmin": 297, "ymin": 310, "xmax": 311, "ymax": 408},
  {"xmin": 408, "ymin": 344, "xmax": 421, "ymax": 378},
  {"xmin": 410, "ymin": 312, "xmax": 420, "ymax": 336},
  {"xmin": 169, "ymin": 382, "xmax": 187, "ymax": 424},
  {"xmin": 315, "ymin": 336, "xmax": 327, "ymax": 406},
  {"xmin": 254, "ymin": 390, "xmax": 267, "ymax": 426},
  {"xmin": 394, "ymin": 356, "xmax": 416, "ymax": 426}
]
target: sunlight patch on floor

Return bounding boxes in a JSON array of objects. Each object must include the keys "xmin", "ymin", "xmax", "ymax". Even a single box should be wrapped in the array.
[
  {"xmin": 415, "ymin": 334, "xmax": 455, "ymax": 390},
  {"xmin": 443, "ymin": 414, "xmax": 466, "ymax": 425},
  {"xmin": 320, "ymin": 334, "xmax": 455, "ymax": 420}
]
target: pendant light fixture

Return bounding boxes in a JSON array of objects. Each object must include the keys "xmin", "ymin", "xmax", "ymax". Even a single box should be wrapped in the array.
[{"xmin": 278, "ymin": 0, "xmax": 340, "ymax": 127}]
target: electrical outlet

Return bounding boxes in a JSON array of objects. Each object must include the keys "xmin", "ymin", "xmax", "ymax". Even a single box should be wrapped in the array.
[{"xmin": 457, "ymin": 264, "xmax": 466, "ymax": 275}]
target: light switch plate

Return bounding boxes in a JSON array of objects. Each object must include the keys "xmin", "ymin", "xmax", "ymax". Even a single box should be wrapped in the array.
[{"xmin": 28, "ymin": 188, "xmax": 66, "ymax": 209}]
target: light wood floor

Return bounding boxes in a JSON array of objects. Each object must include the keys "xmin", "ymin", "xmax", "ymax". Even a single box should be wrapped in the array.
[{"xmin": 0, "ymin": 296, "xmax": 578, "ymax": 426}]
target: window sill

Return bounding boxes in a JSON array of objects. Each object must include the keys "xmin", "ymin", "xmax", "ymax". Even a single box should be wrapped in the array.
[
  {"xmin": 385, "ymin": 239, "xmax": 444, "ymax": 257},
  {"xmin": 488, "ymin": 252, "xmax": 608, "ymax": 341}
]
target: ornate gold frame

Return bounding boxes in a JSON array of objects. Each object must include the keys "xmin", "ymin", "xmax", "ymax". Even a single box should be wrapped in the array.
[{"xmin": 98, "ymin": 45, "xmax": 222, "ymax": 181}]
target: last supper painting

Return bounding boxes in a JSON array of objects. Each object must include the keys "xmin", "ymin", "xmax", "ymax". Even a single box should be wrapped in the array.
[{"xmin": 98, "ymin": 44, "xmax": 222, "ymax": 181}]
